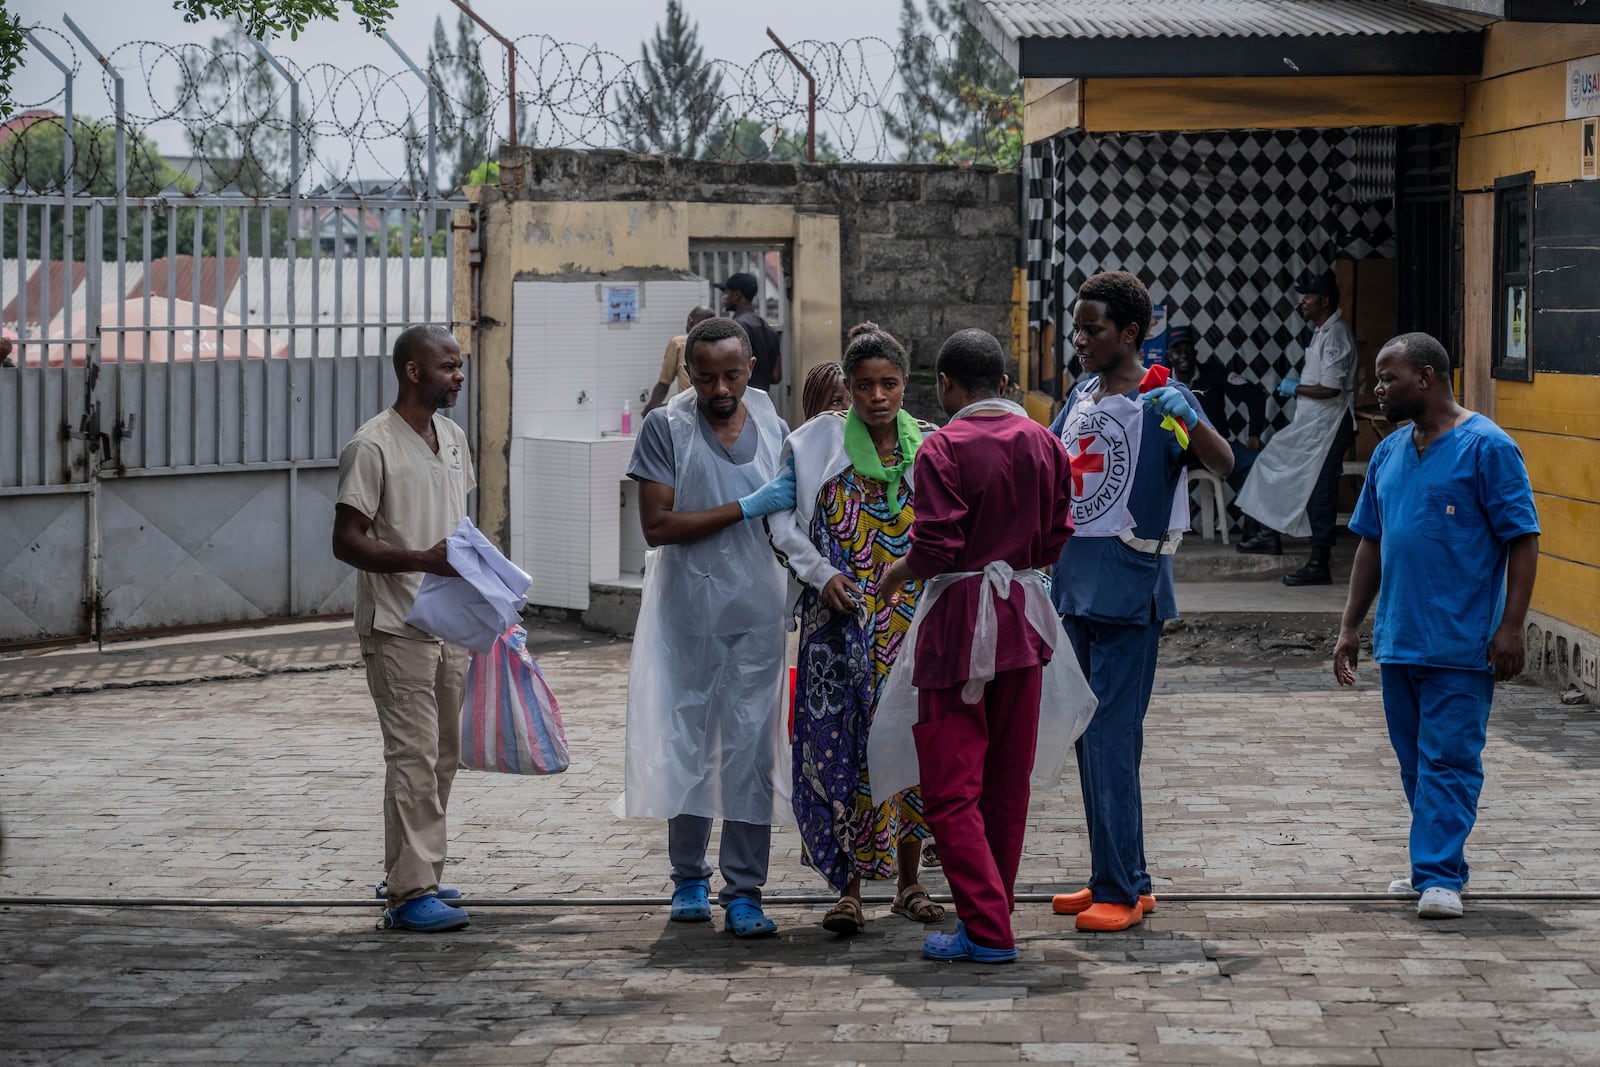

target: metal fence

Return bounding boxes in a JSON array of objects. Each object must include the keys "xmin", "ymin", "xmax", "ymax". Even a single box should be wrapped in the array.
[
  {"xmin": 0, "ymin": 191, "xmax": 463, "ymax": 645},
  {"xmin": 0, "ymin": 17, "xmax": 1014, "ymax": 645},
  {"xmin": 5, "ymin": 21, "xmax": 1018, "ymax": 196}
]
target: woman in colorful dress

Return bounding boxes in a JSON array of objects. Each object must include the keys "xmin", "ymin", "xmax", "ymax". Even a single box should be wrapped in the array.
[{"xmin": 767, "ymin": 324, "xmax": 945, "ymax": 934}]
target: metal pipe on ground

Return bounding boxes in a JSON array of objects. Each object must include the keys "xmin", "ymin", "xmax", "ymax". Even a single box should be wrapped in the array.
[{"xmin": 5, "ymin": 891, "xmax": 1599, "ymax": 909}]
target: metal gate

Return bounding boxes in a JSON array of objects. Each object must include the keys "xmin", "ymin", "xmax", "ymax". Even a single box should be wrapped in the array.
[
  {"xmin": 688, "ymin": 242, "xmax": 792, "ymax": 416},
  {"xmin": 0, "ymin": 192, "xmax": 467, "ymax": 646}
]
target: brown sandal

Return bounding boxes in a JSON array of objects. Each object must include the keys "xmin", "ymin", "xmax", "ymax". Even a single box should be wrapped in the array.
[
  {"xmin": 891, "ymin": 883, "xmax": 946, "ymax": 923},
  {"xmin": 822, "ymin": 895, "xmax": 865, "ymax": 935}
]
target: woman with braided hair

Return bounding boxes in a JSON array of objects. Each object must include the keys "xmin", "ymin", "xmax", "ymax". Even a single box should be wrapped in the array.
[
  {"xmin": 801, "ymin": 360, "xmax": 849, "ymax": 422},
  {"xmin": 767, "ymin": 323, "xmax": 944, "ymax": 935}
]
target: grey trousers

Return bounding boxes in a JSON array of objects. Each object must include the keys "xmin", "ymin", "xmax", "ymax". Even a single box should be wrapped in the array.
[{"xmin": 668, "ymin": 815, "xmax": 771, "ymax": 905}]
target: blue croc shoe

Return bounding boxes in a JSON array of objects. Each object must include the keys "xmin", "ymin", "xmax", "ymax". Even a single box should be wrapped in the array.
[
  {"xmin": 724, "ymin": 898, "xmax": 778, "ymax": 939},
  {"xmin": 376, "ymin": 881, "xmax": 462, "ymax": 904},
  {"xmin": 922, "ymin": 921, "xmax": 1017, "ymax": 964},
  {"xmin": 382, "ymin": 893, "xmax": 471, "ymax": 932},
  {"xmin": 670, "ymin": 878, "xmax": 712, "ymax": 923}
]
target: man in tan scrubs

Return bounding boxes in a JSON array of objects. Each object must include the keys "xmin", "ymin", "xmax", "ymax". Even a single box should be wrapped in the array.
[
  {"xmin": 643, "ymin": 306, "xmax": 715, "ymax": 415},
  {"xmin": 333, "ymin": 324, "xmax": 474, "ymax": 932}
]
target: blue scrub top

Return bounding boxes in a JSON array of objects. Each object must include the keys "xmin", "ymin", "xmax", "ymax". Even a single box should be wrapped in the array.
[
  {"xmin": 1049, "ymin": 377, "xmax": 1209, "ymax": 624},
  {"xmin": 1349, "ymin": 413, "xmax": 1540, "ymax": 671}
]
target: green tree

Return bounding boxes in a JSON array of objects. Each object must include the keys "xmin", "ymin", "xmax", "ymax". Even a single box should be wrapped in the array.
[
  {"xmin": 917, "ymin": 82, "xmax": 1022, "ymax": 170},
  {"xmin": 884, "ymin": 0, "xmax": 1020, "ymax": 166},
  {"xmin": 385, "ymin": 211, "xmax": 450, "ymax": 256},
  {"xmin": 0, "ymin": 116, "xmax": 294, "ymax": 261},
  {"xmin": 702, "ymin": 117, "xmax": 840, "ymax": 163},
  {"xmin": 3, "ymin": 2, "xmax": 392, "ymax": 128},
  {"xmin": 612, "ymin": 0, "xmax": 727, "ymax": 159},
  {"xmin": 0, "ymin": 116, "xmax": 180, "ymax": 198},
  {"xmin": 404, "ymin": 12, "xmax": 507, "ymax": 196},
  {"xmin": 408, "ymin": 12, "xmax": 494, "ymax": 195},
  {"xmin": 172, "ymin": 0, "xmax": 395, "ymax": 40},
  {"xmin": 1, "ymin": 117, "xmax": 179, "ymax": 258},
  {"xmin": 0, "ymin": 5, "xmax": 24, "ymax": 122},
  {"xmin": 179, "ymin": 24, "xmax": 295, "ymax": 196}
]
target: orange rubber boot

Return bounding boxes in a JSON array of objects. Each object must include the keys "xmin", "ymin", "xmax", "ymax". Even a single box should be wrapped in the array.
[
  {"xmin": 1075, "ymin": 902, "xmax": 1144, "ymax": 932},
  {"xmin": 1051, "ymin": 889, "xmax": 1156, "ymax": 916}
]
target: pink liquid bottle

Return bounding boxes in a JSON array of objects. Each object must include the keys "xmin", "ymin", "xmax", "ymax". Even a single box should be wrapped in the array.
[{"xmin": 621, "ymin": 402, "xmax": 633, "ymax": 435}]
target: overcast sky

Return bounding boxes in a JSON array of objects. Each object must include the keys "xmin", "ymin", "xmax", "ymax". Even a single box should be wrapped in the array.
[{"xmin": 10, "ymin": 0, "xmax": 913, "ymax": 175}]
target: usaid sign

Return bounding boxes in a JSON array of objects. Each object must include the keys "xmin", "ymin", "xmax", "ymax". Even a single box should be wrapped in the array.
[{"xmin": 1571, "ymin": 55, "xmax": 1600, "ymax": 120}]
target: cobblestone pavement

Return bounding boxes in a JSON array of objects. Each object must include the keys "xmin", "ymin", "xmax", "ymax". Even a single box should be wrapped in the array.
[{"xmin": 4, "ymin": 629, "xmax": 1600, "ymax": 1065}]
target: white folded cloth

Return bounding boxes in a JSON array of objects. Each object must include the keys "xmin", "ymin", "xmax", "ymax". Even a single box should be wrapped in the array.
[{"xmin": 404, "ymin": 517, "xmax": 532, "ymax": 653}]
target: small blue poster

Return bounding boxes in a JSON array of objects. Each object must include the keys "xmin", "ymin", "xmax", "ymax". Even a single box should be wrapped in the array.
[
  {"xmin": 1141, "ymin": 303, "xmax": 1168, "ymax": 367},
  {"xmin": 605, "ymin": 285, "xmax": 639, "ymax": 324}
]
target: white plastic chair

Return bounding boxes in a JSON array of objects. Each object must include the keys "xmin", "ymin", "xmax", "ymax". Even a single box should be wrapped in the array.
[
  {"xmin": 1337, "ymin": 460, "xmax": 1369, "ymax": 527},
  {"xmin": 1189, "ymin": 469, "xmax": 1229, "ymax": 545}
]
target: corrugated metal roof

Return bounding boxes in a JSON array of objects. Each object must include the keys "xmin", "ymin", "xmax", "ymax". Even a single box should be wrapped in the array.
[{"xmin": 973, "ymin": 0, "xmax": 1482, "ymax": 41}]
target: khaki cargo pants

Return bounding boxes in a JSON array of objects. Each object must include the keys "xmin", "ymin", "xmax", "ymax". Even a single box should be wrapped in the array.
[{"xmin": 361, "ymin": 631, "xmax": 469, "ymax": 906}]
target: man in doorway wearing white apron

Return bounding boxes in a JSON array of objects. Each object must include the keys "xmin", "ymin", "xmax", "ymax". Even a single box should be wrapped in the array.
[
  {"xmin": 1234, "ymin": 272, "xmax": 1359, "ymax": 586},
  {"xmin": 620, "ymin": 316, "xmax": 797, "ymax": 939}
]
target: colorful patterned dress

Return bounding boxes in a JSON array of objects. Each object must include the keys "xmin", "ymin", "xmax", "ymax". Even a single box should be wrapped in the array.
[{"xmin": 792, "ymin": 459, "xmax": 930, "ymax": 893}]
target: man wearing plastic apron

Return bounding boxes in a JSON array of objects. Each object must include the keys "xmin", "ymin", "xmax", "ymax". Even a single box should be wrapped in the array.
[
  {"xmin": 620, "ymin": 316, "xmax": 796, "ymax": 939},
  {"xmin": 1234, "ymin": 272, "xmax": 1358, "ymax": 586}
]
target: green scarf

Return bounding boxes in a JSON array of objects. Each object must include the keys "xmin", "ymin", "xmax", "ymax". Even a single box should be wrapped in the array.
[{"xmin": 843, "ymin": 407, "xmax": 923, "ymax": 514}]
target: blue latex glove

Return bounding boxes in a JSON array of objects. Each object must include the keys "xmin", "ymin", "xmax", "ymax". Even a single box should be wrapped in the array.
[
  {"xmin": 1277, "ymin": 376, "xmax": 1301, "ymax": 398},
  {"xmin": 1142, "ymin": 385, "xmax": 1197, "ymax": 425},
  {"xmin": 739, "ymin": 467, "xmax": 797, "ymax": 519}
]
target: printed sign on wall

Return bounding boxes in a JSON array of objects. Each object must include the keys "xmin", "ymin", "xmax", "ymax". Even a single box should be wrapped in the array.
[
  {"xmin": 1569, "ymin": 55, "xmax": 1600, "ymax": 120},
  {"xmin": 1141, "ymin": 303, "xmax": 1168, "ymax": 367},
  {"xmin": 1583, "ymin": 118, "xmax": 1598, "ymax": 182},
  {"xmin": 604, "ymin": 285, "xmax": 640, "ymax": 324},
  {"xmin": 1504, "ymin": 286, "xmax": 1528, "ymax": 369}
]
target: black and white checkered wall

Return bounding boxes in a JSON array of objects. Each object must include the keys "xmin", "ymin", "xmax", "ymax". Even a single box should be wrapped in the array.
[{"xmin": 1026, "ymin": 127, "xmax": 1396, "ymax": 439}]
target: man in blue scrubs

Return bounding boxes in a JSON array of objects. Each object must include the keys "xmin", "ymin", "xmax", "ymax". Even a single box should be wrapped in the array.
[
  {"xmin": 1335, "ymin": 332, "xmax": 1539, "ymax": 921},
  {"xmin": 1048, "ymin": 271, "xmax": 1237, "ymax": 932}
]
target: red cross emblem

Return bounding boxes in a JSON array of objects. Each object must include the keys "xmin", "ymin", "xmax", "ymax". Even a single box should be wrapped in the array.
[{"xmin": 1067, "ymin": 434, "xmax": 1105, "ymax": 497}]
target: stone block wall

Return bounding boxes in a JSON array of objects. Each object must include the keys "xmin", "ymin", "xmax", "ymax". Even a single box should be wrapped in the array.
[{"xmin": 495, "ymin": 147, "xmax": 1019, "ymax": 420}]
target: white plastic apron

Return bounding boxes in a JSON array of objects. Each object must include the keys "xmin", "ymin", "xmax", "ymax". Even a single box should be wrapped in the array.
[
  {"xmin": 1234, "ymin": 394, "xmax": 1344, "ymax": 539},
  {"xmin": 614, "ymin": 388, "xmax": 792, "ymax": 823},
  {"xmin": 865, "ymin": 399, "xmax": 1098, "ymax": 806}
]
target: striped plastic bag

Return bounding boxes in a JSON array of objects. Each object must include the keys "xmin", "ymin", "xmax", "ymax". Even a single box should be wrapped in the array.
[{"xmin": 459, "ymin": 626, "xmax": 570, "ymax": 774}]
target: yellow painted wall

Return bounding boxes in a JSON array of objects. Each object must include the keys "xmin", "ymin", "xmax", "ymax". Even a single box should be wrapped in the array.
[
  {"xmin": 792, "ymin": 212, "xmax": 845, "ymax": 398},
  {"xmin": 463, "ymin": 196, "xmax": 842, "ymax": 546},
  {"xmin": 1498, "ymin": 376, "xmax": 1600, "ymax": 637},
  {"xmin": 1459, "ymin": 26, "xmax": 1598, "ymax": 189},
  {"xmin": 1460, "ymin": 24, "xmax": 1600, "ymax": 640},
  {"xmin": 1079, "ymin": 76, "xmax": 1467, "ymax": 133}
]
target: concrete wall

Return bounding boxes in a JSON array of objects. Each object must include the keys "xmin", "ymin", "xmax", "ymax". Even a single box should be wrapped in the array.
[
  {"xmin": 489, "ymin": 147, "xmax": 1019, "ymax": 402},
  {"xmin": 459, "ymin": 146, "xmax": 1018, "ymax": 553}
]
